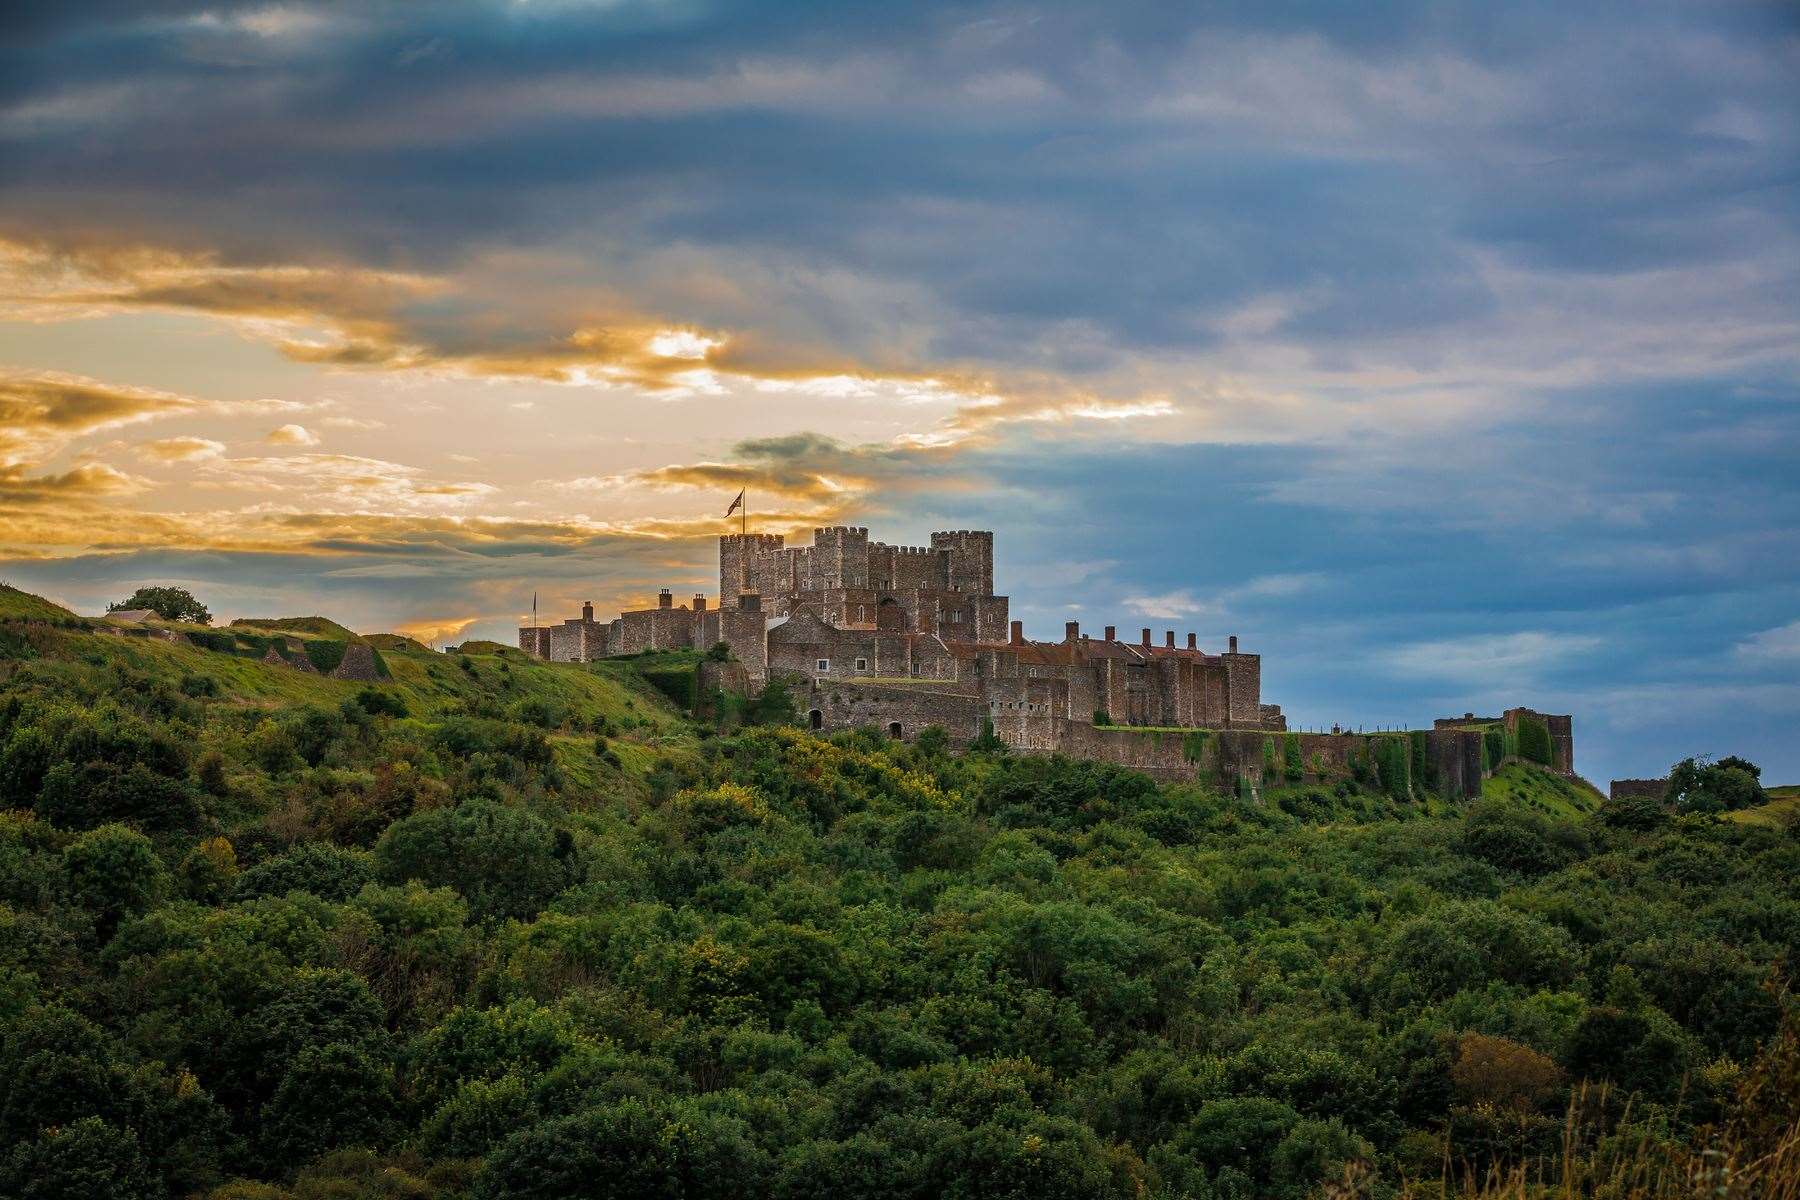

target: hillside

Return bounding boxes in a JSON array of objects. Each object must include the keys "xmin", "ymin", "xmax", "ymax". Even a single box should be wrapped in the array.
[
  {"xmin": 0, "ymin": 602, "xmax": 1793, "ymax": 1199},
  {"xmin": 365, "ymin": 632, "xmax": 431, "ymax": 653},
  {"xmin": 1726, "ymin": 782, "xmax": 1800, "ymax": 828},
  {"xmin": 0, "ymin": 581, "xmax": 79, "ymax": 621},
  {"xmin": 229, "ymin": 615, "xmax": 364, "ymax": 641}
]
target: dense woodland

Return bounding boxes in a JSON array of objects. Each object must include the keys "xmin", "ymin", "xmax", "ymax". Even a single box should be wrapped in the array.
[{"xmin": 0, "ymin": 594, "xmax": 1795, "ymax": 1199}]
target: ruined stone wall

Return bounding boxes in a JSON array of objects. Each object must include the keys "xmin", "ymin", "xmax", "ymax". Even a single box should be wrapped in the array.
[
  {"xmin": 614, "ymin": 606, "xmax": 698, "ymax": 655},
  {"xmin": 548, "ymin": 619, "xmax": 607, "ymax": 662},
  {"xmin": 983, "ymin": 676, "xmax": 1064, "ymax": 750},
  {"xmin": 1223, "ymin": 653, "xmax": 1262, "ymax": 726},
  {"xmin": 807, "ymin": 679, "xmax": 986, "ymax": 743},
  {"xmin": 1610, "ymin": 778, "xmax": 1667, "ymax": 802},
  {"xmin": 1504, "ymin": 707, "xmax": 1575, "ymax": 775},
  {"xmin": 1428, "ymin": 729, "xmax": 1486, "ymax": 799},
  {"xmin": 330, "ymin": 643, "xmax": 382, "ymax": 681}
]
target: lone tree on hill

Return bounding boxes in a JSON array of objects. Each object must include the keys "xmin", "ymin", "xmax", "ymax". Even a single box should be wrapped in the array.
[{"xmin": 110, "ymin": 586, "xmax": 211, "ymax": 625}]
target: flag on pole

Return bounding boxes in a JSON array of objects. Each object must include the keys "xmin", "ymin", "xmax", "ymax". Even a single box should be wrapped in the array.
[{"xmin": 725, "ymin": 488, "xmax": 744, "ymax": 518}]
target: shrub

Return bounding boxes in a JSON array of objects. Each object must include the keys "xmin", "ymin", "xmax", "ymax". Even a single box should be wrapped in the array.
[
  {"xmin": 374, "ymin": 800, "xmax": 576, "ymax": 921},
  {"xmin": 235, "ymin": 843, "xmax": 375, "ymax": 903}
]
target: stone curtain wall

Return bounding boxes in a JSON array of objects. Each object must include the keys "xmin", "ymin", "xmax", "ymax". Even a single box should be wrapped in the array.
[{"xmin": 1610, "ymin": 778, "xmax": 1668, "ymax": 801}]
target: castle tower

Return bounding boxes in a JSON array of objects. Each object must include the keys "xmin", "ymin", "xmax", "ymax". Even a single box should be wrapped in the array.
[
  {"xmin": 930, "ymin": 530, "xmax": 994, "ymax": 595},
  {"xmin": 719, "ymin": 532, "xmax": 785, "ymax": 598},
  {"xmin": 811, "ymin": 526, "xmax": 870, "ymax": 589}
]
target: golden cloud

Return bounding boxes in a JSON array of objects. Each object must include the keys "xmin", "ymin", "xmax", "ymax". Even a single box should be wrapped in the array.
[
  {"xmin": 0, "ymin": 236, "xmax": 1187, "ymax": 443},
  {"xmin": 0, "ymin": 461, "xmax": 148, "ymax": 506},
  {"xmin": 266, "ymin": 423, "xmax": 319, "ymax": 446},
  {"xmin": 136, "ymin": 436, "xmax": 226, "ymax": 463},
  {"xmin": 0, "ymin": 369, "xmax": 200, "ymax": 466}
]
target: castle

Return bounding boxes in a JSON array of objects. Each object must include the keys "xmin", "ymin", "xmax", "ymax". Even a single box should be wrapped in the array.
[
  {"xmin": 520, "ymin": 524, "xmax": 1572, "ymax": 797},
  {"xmin": 522, "ymin": 525, "xmax": 1282, "ymax": 739}
]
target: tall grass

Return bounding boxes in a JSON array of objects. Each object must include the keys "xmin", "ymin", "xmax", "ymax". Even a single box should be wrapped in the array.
[{"xmin": 1324, "ymin": 982, "xmax": 1799, "ymax": 1200}]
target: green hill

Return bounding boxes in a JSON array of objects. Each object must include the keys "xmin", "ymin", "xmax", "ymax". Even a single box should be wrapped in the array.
[
  {"xmin": 229, "ymin": 615, "xmax": 364, "ymax": 641},
  {"xmin": 1481, "ymin": 761, "xmax": 1605, "ymax": 819},
  {"xmin": 0, "ymin": 614, "xmax": 1793, "ymax": 1200},
  {"xmin": 0, "ymin": 582, "xmax": 79, "ymax": 621},
  {"xmin": 364, "ymin": 632, "xmax": 431, "ymax": 653},
  {"xmin": 1726, "ymin": 782, "xmax": 1800, "ymax": 828}
]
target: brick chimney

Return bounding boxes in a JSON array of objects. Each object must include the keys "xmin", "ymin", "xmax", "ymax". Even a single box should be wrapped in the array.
[
  {"xmin": 658, "ymin": 589, "xmax": 672, "ymax": 609},
  {"xmin": 1187, "ymin": 633, "xmax": 1197, "ymax": 650},
  {"xmin": 1140, "ymin": 628, "xmax": 1151, "ymax": 647},
  {"xmin": 692, "ymin": 594, "xmax": 706, "ymax": 612},
  {"xmin": 1065, "ymin": 620, "xmax": 1079, "ymax": 643},
  {"xmin": 1104, "ymin": 625, "xmax": 1116, "ymax": 641},
  {"xmin": 1009, "ymin": 619, "xmax": 1023, "ymax": 645},
  {"xmin": 1228, "ymin": 634, "xmax": 1239, "ymax": 653},
  {"xmin": 581, "ymin": 601, "xmax": 593, "ymax": 622},
  {"xmin": 1165, "ymin": 631, "xmax": 1175, "ymax": 648}
]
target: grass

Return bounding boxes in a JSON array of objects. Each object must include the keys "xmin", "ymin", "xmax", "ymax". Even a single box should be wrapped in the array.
[
  {"xmin": 229, "ymin": 615, "xmax": 363, "ymax": 641},
  {"xmin": 1481, "ymin": 762, "xmax": 1604, "ymax": 819},
  {"xmin": 1726, "ymin": 783, "xmax": 1800, "ymax": 828},
  {"xmin": 0, "ymin": 583, "xmax": 79, "ymax": 621},
  {"xmin": 8, "ymin": 620, "xmax": 692, "ymax": 737},
  {"xmin": 364, "ymin": 633, "xmax": 431, "ymax": 653}
]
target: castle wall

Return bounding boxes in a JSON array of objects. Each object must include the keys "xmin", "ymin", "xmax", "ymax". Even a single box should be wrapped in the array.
[
  {"xmin": 614, "ymin": 605, "xmax": 697, "ymax": 655},
  {"xmin": 1610, "ymin": 778, "xmax": 1666, "ymax": 801},
  {"xmin": 806, "ymin": 679, "xmax": 986, "ymax": 743},
  {"xmin": 1504, "ymin": 707, "xmax": 1575, "ymax": 775}
]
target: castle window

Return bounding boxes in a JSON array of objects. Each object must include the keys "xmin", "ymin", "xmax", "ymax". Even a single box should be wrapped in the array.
[
  {"xmin": 816, "ymin": 658, "xmax": 829, "ymax": 673},
  {"xmin": 855, "ymin": 657, "xmax": 867, "ymax": 672}
]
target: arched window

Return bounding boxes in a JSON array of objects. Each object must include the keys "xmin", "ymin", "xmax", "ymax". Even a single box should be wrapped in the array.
[
  {"xmin": 809, "ymin": 709, "xmax": 823, "ymax": 730},
  {"xmin": 888, "ymin": 721, "xmax": 903, "ymax": 740}
]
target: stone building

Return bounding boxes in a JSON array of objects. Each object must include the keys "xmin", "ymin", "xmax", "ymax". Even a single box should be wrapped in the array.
[
  {"xmin": 516, "ymin": 523, "xmax": 1576, "ymax": 791},
  {"xmin": 521, "ymin": 524, "xmax": 1285, "ymax": 746}
]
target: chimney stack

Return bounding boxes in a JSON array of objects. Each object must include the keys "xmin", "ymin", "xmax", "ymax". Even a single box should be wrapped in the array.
[
  {"xmin": 1165, "ymin": 631, "xmax": 1175, "ymax": 648},
  {"xmin": 1187, "ymin": 633, "xmax": 1197, "ymax": 650},
  {"xmin": 693, "ymin": 594, "xmax": 707, "ymax": 612},
  {"xmin": 658, "ymin": 589, "xmax": 672, "ymax": 609},
  {"xmin": 1228, "ymin": 634, "xmax": 1239, "ymax": 653},
  {"xmin": 1141, "ymin": 628, "xmax": 1151, "ymax": 647},
  {"xmin": 1010, "ymin": 619, "xmax": 1023, "ymax": 645},
  {"xmin": 1065, "ymin": 620, "xmax": 1079, "ymax": 643},
  {"xmin": 581, "ymin": 601, "xmax": 593, "ymax": 622},
  {"xmin": 1104, "ymin": 625, "xmax": 1116, "ymax": 642}
]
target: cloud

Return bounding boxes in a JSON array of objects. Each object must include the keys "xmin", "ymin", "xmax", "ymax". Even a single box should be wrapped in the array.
[
  {"xmin": 1390, "ymin": 632, "xmax": 1601, "ymax": 686},
  {"xmin": 266, "ymin": 423, "xmax": 319, "ymax": 446},
  {"xmin": 1735, "ymin": 620, "xmax": 1800, "ymax": 663},
  {"xmin": 1122, "ymin": 590, "xmax": 1215, "ymax": 620},
  {"xmin": 136, "ymin": 435, "xmax": 226, "ymax": 463},
  {"xmin": 0, "ymin": 369, "xmax": 199, "ymax": 466},
  {"xmin": 0, "ymin": 461, "xmax": 147, "ymax": 505}
]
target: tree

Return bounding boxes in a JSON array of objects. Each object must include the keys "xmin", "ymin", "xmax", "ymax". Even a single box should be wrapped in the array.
[
  {"xmin": 0, "ymin": 1117, "xmax": 159, "ymax": 1200},
  {"xmin": 63, "ymin": 824, "xmax": 166, "ymax": 937},
  {"xmin": 474, "ymin": 1100, "xmax": 770, "ymax": 1200},
  {"xmin": 1666, "ymin": 756, "xmax": 1766, "ymax": 814},
  {"xmin": 374, "ymin": 800, "xmax": 575, "ymax": 921},
  {"xmin": 109, "ymin": 586, "xmax": 210, "ymax": 624},
  {"xmin": 745, "ymin": 678, "xmax": 799, "ymax": 727},
  {"xmin": 259, "ymin": 1043, "xmax": 400, "ymax": 1168}
]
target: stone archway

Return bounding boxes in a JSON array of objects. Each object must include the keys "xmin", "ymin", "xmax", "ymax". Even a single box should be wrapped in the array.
[
  {"xmin": 809, "ymin": 709, "xmax": 823, "ymax": 730},
  {"xmin": 888, "ymin": 721, "xmax": 903, "ymax": 740}
]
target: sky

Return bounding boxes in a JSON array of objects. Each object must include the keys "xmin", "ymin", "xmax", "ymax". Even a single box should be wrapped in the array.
[{"xmin": 1, "ymin": 1, "xmax": 1797, "ymax": 786}]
